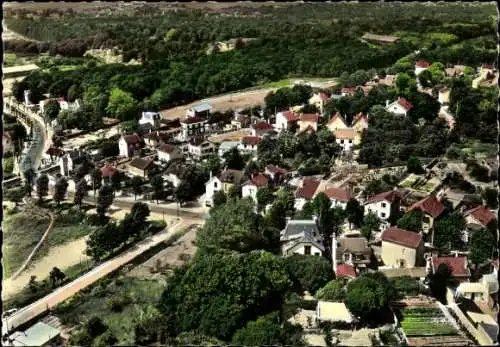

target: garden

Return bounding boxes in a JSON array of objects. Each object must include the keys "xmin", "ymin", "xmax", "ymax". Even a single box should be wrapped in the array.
[{"xmin": 400, "ymin": 307, "xmax": 459, "ymax": 337}]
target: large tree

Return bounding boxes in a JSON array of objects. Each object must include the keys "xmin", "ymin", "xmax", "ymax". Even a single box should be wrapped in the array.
[
  {"xmin": 36, "ymin": 174, "xmax": 49, "ymax": 203},
  {"xmin": 285, "ymin": 254, "xmax": 334, "ymax": 295},
  {"xmin": 86, "ymin": 222, "xmax": 122, "ymax": 260},
  {"xmin": 432, "ymin": 214, "xmax": 465, "ymax": 253},
  {"xmin": 345, "ymin": 198, "xmax": 364, "ymax": 228},
  {"xmin": 44, "ymin": 99, "xmax": 61, "ymax": 121},
  {"xmin": 315, "ymin": 278, "xmax": 348, "ymax": 302},
  {"xmin": 149, "ymin": 175, "xmax": 164, "ymax": 204},
  {"xmin": 130, "ymin": 176, "xmax": 144, "ymax": 201},
  {"xmin": 427, "ymin": 263, "xmax": 457, "ymax": 304},
  {"xmin": 106, "ymin": 87, "xmax": 139, "ymax": 121},
  {"xmin": 469, "ymin": 228, "xmax": 496, "ymax": 267},
  {"xmin": 397, "ymin": 211, "xmax": 423, "ymax": 232},
  {"xmin": 53, "ymin": 176, "xmax": 69, "ymax": 205},
  {"xmin": 97, "ymin": 184, "xmax": 114, "ymax": 218},
  {"xmin": 222, "ymin": 147, "xmax": 245, "ymax": 170},
  {"xmin": 74, "ymin": 178, "xmax": 88, "ymax": 208}
]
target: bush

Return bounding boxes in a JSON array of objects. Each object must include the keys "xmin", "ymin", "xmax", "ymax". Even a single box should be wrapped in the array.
[
  {"xmin": 85, "ymin": 213, "xmax": 109, "ymax": 226},
  {"xmin": 148, "ymin": 220, "xmax": 167, "ymax": 234},
  {"xmin": 105, "ymin": 294, "xmax": 132, "ymax": 312}
]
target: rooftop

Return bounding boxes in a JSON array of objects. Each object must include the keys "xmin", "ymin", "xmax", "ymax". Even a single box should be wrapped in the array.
[
  {"xmin": 8, "ymin": 322, "xmax": 60, "ymax": 346},
  {"xmin": 190, "ymin": 103, "xmax": 212, "ymax": 113},
  {"xmin": 364, "ymin": 190, "xmax": 396, "ymax": 205},
  {"xmin": 316, "ymin": 301, "xmax": 355, "ymax": 323},
  {"xmin": 432, "ymin": 256, "xmax": 470, "ymax": 278},
  {"xmin": 464, "ymin": 205, "xmax": 496, "ymax": 226},
  {"xmin": 382, "ymin": 227, "xmax": 422, "ymax": 249},
  {"xmin": 336, "ymin": 264, "xmax": 358, "ymax": 279},
  {"xmin": 128, "ymin": 157, "xmax": 154, "ymax": 171},
  {"xmin": 295, "ymin": 178, "xmax": 320, "ymax": 199},
  {"xmin": 408, "ymin": 195, "xmax": 445, "ymax": 219}
]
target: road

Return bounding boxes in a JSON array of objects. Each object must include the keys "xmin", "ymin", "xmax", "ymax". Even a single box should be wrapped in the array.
[{"xmin": 1, "ymin": 217, "xmax": 201, "ymax": 336}]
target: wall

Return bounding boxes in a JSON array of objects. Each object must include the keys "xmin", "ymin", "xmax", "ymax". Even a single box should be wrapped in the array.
[
  {"xmin": 381, "ymin": 241, "xmax": 418, "ymax": 268},
  {"xmin": 365, "ymin": 201, "xmax": 392, "ymax": 220}
]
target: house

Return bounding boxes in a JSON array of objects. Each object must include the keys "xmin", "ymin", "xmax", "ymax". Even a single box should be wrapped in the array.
[
  {"xmin": 455, "ymin": 273, "xmax": 498, "ymax": 309},
  {"xmin": 334, "ymin": 129, "xmax": 356, "ymax": 152},
  {"xmin": 463, "ymin": 205, "xmax": 496, "ymax": 243},
  {"xmin": 180, "ymin": 116, "xmax": 208, "ymax": 141},
  {"xmin": 265, "ymin": 165, "xmax": 289, "ymax": 182},
  {"xmin": 351, "ymin": 112, "xmax": 369, "ymax": 134},
  {"xmin": 231, "ymin": 113, "xmax": 251, "ymax": 129},
  {"xmin": 142, "ymin": 131, "xmax": 171, "ymax": 148},
  {"xmin": 218, "ymin": 141, "xmax": 240, "ymax": 158},
  {"xmin": 381, "ymin": 227, "xmax": 424, "ymax": 268},
  {"xmin": 250, "ymin": 121, "xmax": 274, "ymax": 137},
  {"xmin": 280, "ymin": 219, "xmax": 324, "ymax": 256},
  {"xmin": 242, "ymin": 173, "xmax": 269, "ymax": 203},
  {"xmin": 3, "ymin": 131, "xmax": 13, "ymax": 154},
  {"xmin": 322, "ymin": 187, "xmax": 352, "ymax": 209},
  {"xmin": 430, "ymin": 256, "xmax": 470, "ymax": 283},
  {"xmin": 438, "ymin": 87, "xmax": 450, "ymax": 105},
  {"xmin": 205, "ymin": 169, "xmax": 244, "ymax": 206},
  {"xmin": 327, "ymin": 112, "xmax": 348, "ymax": 132},
  {"xmin": 188, "ymin": 137, "xmax": 214, "ymax": 161},
  {"xmin": 385, "ymin": 97, "xmax": 414, "ymax": 117},
  {"xmin": 238, "ymin": 136, "xmax": 261, "ymax": 154},
  {"xmin": 139, "ymin": 111, "xmax": 161, "ymax": 129},
  {"xmin": 186, "ymin": 103, "xmax": 212, "ymax": 118},
  {"xmin": 341, "ymin": 87, "xmax": 357, "ymax": 97},
  {"xmin": 316, "ymin": 302, "xmax": 355, "ymax": 324},
  {"xmin": 378, "ymin": 74, "xmax": 395, "ymax": 86},
  {"xmin": 157, "ymin": 144, "xmax": 183, "ymax": 163},
  {"xmin": 274, "ymin": 110, "xmax": 299, "ymax": 133},
  {"xmin": 298, "ymin": 113, "xmax": 320, "ymax": 133},
  {"xmin": 127, "ymin": 157, "xmax": 155, "ymax": 177},
  {"xmin": 363, "ymin": 190, "xmax": 400, "ymax": 224},
  {"xmin": 407, "ymin": 195, "xmax": 445, "ymax": 234},
  {"xmin": 415, "ymin": 60, "xmax": 431, "ymax": 75},
  {"xmin": 335, "ymin": 264, "xmax": 358, "ymax": 280},
  {"xmin": 100, "ymin": 164, "xmax": 118, "ymax": 184},
  {"xmin": 6, "ymin": 322, "xmax": 62, "ymax": 347},
  {"xmin": 163, "ymin": 160, "xmax": 188, "ymax": 188},
  {"xmin": 118, "ymin": 133, "xmax": 143, "ymax": 158},
  {"xmin": 60, "ymin": 149, "xmax": 88, "ymax": 176},
  {"xmin": 294, "ymin": 178, "xmax": 321, "ymax": 210},
  {"xmin": 308, "ymin": 92, "xmax": 329, "ymax": 115},
  {"xmin": 333, "ymin": 231, "xmax": 372, "ymax": 272},
  {"xmin": 445, "ymin": 65, "xmax": 466, "ymax": 77}
]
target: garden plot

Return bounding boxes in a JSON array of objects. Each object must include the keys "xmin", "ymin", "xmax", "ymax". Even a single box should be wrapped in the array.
[{"xmin": 401, "ymin": 307, "xmax": 458, "ymax": 337}]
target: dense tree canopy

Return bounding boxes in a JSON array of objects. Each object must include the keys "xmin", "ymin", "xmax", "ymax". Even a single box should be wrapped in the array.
[{"xmin": 285, "ymin": 254, "xmax": 334, "ymax": 295}]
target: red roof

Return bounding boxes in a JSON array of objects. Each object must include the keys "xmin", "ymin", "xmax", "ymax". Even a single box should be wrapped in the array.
[
  {"xmin": 265, "ymin": 165, "xmax": 288, "ymax": 175},
  {"xmin": 122, "ymin": 133, "xmax": 142, "ymax": 145},
  {"xmin": 295, "ymin": 178, "xmax": 320, "ymax": 200},
  {"xmin": 352, "ymin": 112, "xmax": 368, "ymax": 126},
  {"xmin": 465, "ymin": 205, "xmax": 496, "ymax": 226},
  {"xmin": 415, "ymin": 60, "xmax": 431, "ymax": 68},
  {"xmin": 251, "ymin": 173, "xmax": 269, "ymax": 187},
  {"xmin": 181, "ymin": 116, "xmax": 205, "ymax": 124},
  {"xmin": 101, "ymin": 165, "xmax": 117, "ymax": 178},
  {"xmin": 439, "ymin": 87, "xmax": 449, "ymax": 93},
  {"xmin": 364, "ymin": 190, "xmax": 396, "ymax": 205},
  {"xmin": 341, "ymin": 87, "xmax": 357, "ymax": 94},
  {"xmin": 252, "ymin": 121, "xmax": 273, "ymax": 130},
  {"xmin": 46, "ymin": 146, "xmax": 64, "ymax": 157},
  {"xmin": 324, "ymin": 187, "xmax": 351, "ymax": 201},
  {"xmin": 382, "ymin": 227, "xmax": 422, "ymax": 249},
  {"xmin": 280, "ymin": 111, "xmax": 299, "ymax": 122},
  {"xmin": 158, "ymin": 144, "xmax": 177, "ymax": 154},
  {"xmin": 482, "ymin": 64, "xmax": 493, "ymax": 70},
  {"xmin": 328, "ymin": 112, "xmax": 347, "ymax": 126},
  {"xmin": 397, "ymin": 97, "xmax": 414, "ymax": 111},
  {"xmin": 432, "ymin": 256, "xmax": 470, "ymax": 278},
  {"xmin": 300, "ymin": 113, "xmax": 320, "ymax": 122},
  {"xmin": 408, "ymin": 195, "xmax": 445, "ymax": 219},
  {"xmin": 336, "ymin": 264, "xmax": 357, "ymax": 279},
  {"xmin": 241, "ymin": 136, "xmax": 262, "ymax": 146}
]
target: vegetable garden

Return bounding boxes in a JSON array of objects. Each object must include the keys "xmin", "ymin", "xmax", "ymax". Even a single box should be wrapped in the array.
[{"xmin": 400, "ymin": 307, "xmax": 459, "ymax": 337}]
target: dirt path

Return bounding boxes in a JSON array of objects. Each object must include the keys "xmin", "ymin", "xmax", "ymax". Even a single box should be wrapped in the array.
[{"xmin": 2, "ymin": 237, "xmax": 89, "ymax": 300}]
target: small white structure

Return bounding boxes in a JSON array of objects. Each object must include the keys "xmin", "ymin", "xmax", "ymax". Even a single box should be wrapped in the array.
[
  {"xmin": 274, "ymin": 110, "xmax": 299, "ymax": 133},
  {"xmin": 139, "ymin": 111, "xmax": 161, "ymax": 129},
  {"xmin": 7, "ymin": 322, "xmax": 61, "ymax": 346},
  {"xmin": 280, "ymin": 219, "xmax": 324, "ymax": 256},
  {"xmin": 241, "ymin": 173, "xmax": 269, "ymax": 203},
  {"xmin": 187, "ymin": 138, "xmax": 214, "ymax": 161},
  {"xmin": 316, "ymin": 301, "xmax": 355, "ymax": 323},
  {"xmin": 334, "ymin": 129, "xmax": 356, "ymax": 152},
  {"xmin": 218, "ymin": 141, "xmax": 240, "ymax": 158},
  {"xmin": 186, "ymin": 103, "xmax": 212, "ymax": 118},
  {"xmin": 363, "ymin": 190, "xmax": 398, "ymax": 221},
  {"xmin": 157, "ymin": 144, "xmax": 183, "ymax": 163},
  {"xmin": 385, "ymin": 97, "xmax": 414, "ymax": 117},
  {"xmin": 438, "ymin": 88, "xmax": 450, "ymax": 105},
  {"xmin": 59, "ymin": 98, "xmax": 81, "ymax": 112},
  {"xmin": 238, "ymin": 136, "xmax": 261, "ymax": 154},
  {"xmin": 415, "ymin": 60, "xmax": 431, "ymax": 75},
  {"xmin": 118, "ymin": 133, "xmax": 142, "ymax": 158}
]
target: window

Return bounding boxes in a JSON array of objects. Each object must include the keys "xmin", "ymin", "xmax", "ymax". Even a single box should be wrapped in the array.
[
  {"xmin": 304, "ymin": 245, "xmax": 311, "ymax": 255},
  {"xmin": 214, "ymin": 182, "xmax": 218, "ymax": 188},
  {"xmin": 381, "ymin": 202, "xmax": 386, "ymax": 208},
  {"xmin": 314, "ymin": 252, "xmax": 320, "ymax": 256},
  {"xmin": 349, "ymin": 140, "xmax": 353, "ymax": 144},
  {"xmin": 381, "ymin": 212, "xmax": 386, "ymax": 218},
  {"xmin": 340, "ymin": 139, "xmax": 344, "ymax": 144}
]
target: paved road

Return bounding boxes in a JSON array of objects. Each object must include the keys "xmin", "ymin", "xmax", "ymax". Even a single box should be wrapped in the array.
[{"xmin": 1, "ymin": 217, "xmax": 200, "ymax": 336}]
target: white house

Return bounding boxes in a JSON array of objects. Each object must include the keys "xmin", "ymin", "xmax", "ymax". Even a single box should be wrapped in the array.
[
  {"xmin": 297, "ymin": 113, "xmax": 320, "ymax": 133},
  {"xmin": 139, "ymin": 111, "xmax": 161, "ymax": 129},
  {"xmin": 274, "ymin": 111, "xmax": 299, "ymax": 133},
  {"xmin": 294, "ymin": 178, "xmax": 320, "ymax": 211},
  {"xmin": 385, "ymin": 97, "xmax": 414, "ymax": 117},
  {"xmin": 462, "ymin": 205, "xmax": 496, "ymax": 244},
  {"xmin": 415, "ymin": 60, "xmax": 431, "ymax": 75},
  {"xmin": 241, "ymin": 173, "xmax": 269, "ymax": 203},
  {"xmin": 180, "ymin": 116, "xmax": 208, "ymax": 141},
  {"xmin": 280, "ymin": 219, "xmax": 324, "ymax": 256},
  {"xmin": 363, "ymin": 190, "xmax": 400, "ymax": 226},
  {"xmin": 205, "ymin": 169, "xmax": 244, "ymax": 206},
  {"xmin": 187, "ymin": 137, "xmax": 214, "ymax": 161},
  {"xmin": 187, "ymin": 103, "xmax": 212, "ymax": 118},
  {"xmin": 334, "ymin": 129, "xmax": 356, "ymax": 152},
  {"xmin": 218, "ymin": 141, "xmax": 240, "ymax": 158},
  {"xmin": 308, "ymin": 92, "xmax": 329, "ymax": 115},
  {"xmin": 238, "ymin": 136, "xmax": 261, "ymax": 154},
  {"xmin": 250, "ymin": 121, "xmax": 274, "ymax": 137},
  {"xmin": 118, "ymin": 133, "xmax": 143, "ymax": 158},
  {"xmin": 60, "ymin": 149, "xmax": 87, "ymax": 177},
  {"xmin": 438, "ymin": 88, "xmax": 450, "ymax": 104},
  {"xmin": 157, "ymin": 144, "xmax": 183, "ymax": 163},
  {"xmin": 323, "ymin": 187, "xmax": 352, "ymax": 209}
]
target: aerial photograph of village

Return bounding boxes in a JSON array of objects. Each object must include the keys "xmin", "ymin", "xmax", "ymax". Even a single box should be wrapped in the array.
[{"xmin": 1, "ymin": 1, "xmax": 498, "ymax": 346}]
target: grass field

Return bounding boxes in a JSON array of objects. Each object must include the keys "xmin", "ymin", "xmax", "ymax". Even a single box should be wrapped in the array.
[
  {"xmin": 55, "ymin": 276, "xmax": 165, "ymax": 344},
  {"xmin": 401, "ymin": 307, "xmax": 458, "ymax": 337},
  {"xmin": 458, "ymin": 140, "xmax": 497, "ymax": 158}
]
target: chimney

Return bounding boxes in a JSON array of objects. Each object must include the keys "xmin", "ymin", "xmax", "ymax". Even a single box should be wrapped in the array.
[
  {"xmin": 209, "ymin": 171, "xmax": 212, "ymax": 179},
  {"xmin": 385, "ymin": 100, "xmax": 390, "ymax": 107}
]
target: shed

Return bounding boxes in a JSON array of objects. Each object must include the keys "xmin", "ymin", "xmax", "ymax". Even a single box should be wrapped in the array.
[{"xmin": 7, "ymin": 322, "xmax": 61, "ymax": 346}]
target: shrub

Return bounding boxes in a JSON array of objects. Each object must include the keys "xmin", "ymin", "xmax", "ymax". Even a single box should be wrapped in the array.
[
  {"xmin": 85, "ymin": 213, "xmax": 109, "ymax": 226},
  {"xmin": 106, "ymin": 294, "xmax": 132, "ymax": 312},
  {"xmin": 148, "ymin": 220, "xmax": 167, "ymax": 234}
]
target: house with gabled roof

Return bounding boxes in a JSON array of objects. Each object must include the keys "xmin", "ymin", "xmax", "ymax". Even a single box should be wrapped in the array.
[
  {"xmin": 143, "ymin": 130, "xmax": 171, "ymax": 148},
  {"xmin": 127, "ymin": 157, "xmax": 155, "ymax": 177},
  {"xmin": 462, "ymin": 205, "xmax": 497, "ymax": 244},
  {"xmin": 238, "ymin": 136, "xmax": 261, "ymax": 154},
  {"xmin": 205, "ymin": 169, "xmax": 244, "ymax": 206},
  {"xmin": 295, "ymin": 178, "xmax": 321, "ymax": 210},
  {"xmin": 157, "ymin": 144, "xmax": 183, "ymax": 163},
  {"xmin": 363, "ymin": 190, "xmax": 400, "ymax": 224},
  {"xmin": 415, "ymin": 60, "xmax": 431, "ymax": 75},
  {"xmin": 297, "ymin": 113, "xmax": 320, "ymax": 133},
  {"xmin": 275, "ymin": 110, "xmax": 300, "ymax": 133},
  {"xmin": 250, "ymin": 121, "xmax": 274, "ymax": 137},
  {"xmin": 118, "ymin": 133, "xmax": 143, "ymax": 158},
  {"xmin": 308, "ymin": 92, "xmax": 330, "ymax": 115},
  {"xmin": 351, "ymin": 112, "xmax": 369, "ymax": 134},
  {"xmin": 180, "ymin": 116, "xmax": 208, "ymax": 141},
  {"xmin": 335, "ymin": 264, "xmax": 358, "ymax": 280},
  {"xmin": 327, "ymin": 112, "xmax": 348, "ymax": 133},
  {"xmin": 188, "ymin": 136, "xmax": 214, "ymax": 161},
  {"xmin": 242, "ymin": 173, "xmax": 270, "ymax": 203},
  {"xmin": 280, "ymin": 219, "xmax": 324, "ymax": 256},
  {"xmin": 333, "ymin": 231, "xmax": 372, "ymax": 273},
  {"xmin": 430, "ymin": 255, "xmax": 470, "ymax": 283},
  {"xmin": 322, "ymin": 187, "xmax": 352, "ymax": 209},
  {"xmin": 407, "ymin": 194, "xmax": 445, "ymax": 234},
  {"xmin": 381, "ymin": 227, "xmax": 424, "ymax": 268},
  {"xmin": 385, "ymin": 97, "xmax": 414, "ymax": 117},
  {"xmin": 265, "ymin": 165, "xmax": 289, "ymax": 182}
]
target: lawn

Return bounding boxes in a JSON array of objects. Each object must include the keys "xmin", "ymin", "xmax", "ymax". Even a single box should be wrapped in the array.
[
  {"xmin": 55, "ymin": 276, "xmax": 165, "ymax": 345},
  {"xmin": 399, "ymin": 174, "xmax": 417, "ymax": 188},
  {"xmin": 2, "ymin": 210, "xmax": 51, "ymax": 279},
  {"xmin": 458, "ymin": 140, "xmax": 497, "ymax": 158},
  {"xmin": 401, "ymin": 307, "xmax": 458, "ymax": 337}
]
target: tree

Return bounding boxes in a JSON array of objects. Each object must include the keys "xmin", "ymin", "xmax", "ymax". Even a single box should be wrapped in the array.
[
  {"xmin": 265, "ymin": 201, "xmax": 287, "ymax": 230},
  {"xmin": 231, "ymin": 311, "xmax": 304, "ymax": 346},
  {"xmin": 130, "ymin": 202, "xmax": 151, "ymax": 227},
  {"xmin": 49, "ymin": 267, "xmax": 65, "ymax": 286},
  {"xmin": 256, "ymin": 186, "xmax": 274, "ymax": 210},
  {"xmin": 278, "ymin": 130, "xmax": 299, "ymax": 158},
  {"xmin": 149, "ymin": 175, "xmax": 164, "ymax": 203},
  {"xmin": 74, "ymin": 178, "xmax": 88, "ymax": 208},
  {"xmin": 158, "ymin": 251, "xmax": 291, "ymax": 340},
  {"xmin": 317, "ymin": 128, "xmax": 340, "ymax": 157},
  {"xmin": 469, "ymin": 229, "xmax": 495, "ymax": 267},
  {"xmin": 432, "ymin": 214, "xmax": 465, "ymax": 253},
  {"xmin": 345, "ymin": 272, "xmax": 394, "ymax": 322},
  {"xmin": 406, "ymin": 156, "xmax": 424, "ymax": 174},
  {"xmin": 408, "ymin": 92, "xmax": 440, "ymax": 124},
  {"xmin": 86, "ymin": 222, "xmax": 121, "ymax": 260},
  {"xmin": 222, "ymin": 147, "xmax": 245, "ymax": 170},
  {"xmin": 97, "ymin": 184, "xmax": 114, "ymax": 218},
  {"xmin": 106, "ymin": 87, "xmax": 139, "ymax": 121},
  {"xmin": 285, "ymin": 254, "xmax": 334, "ymax": 295},
  {"xmin": 53, "ymin": 176, "xmax": 68, "ymax": 205},
  {"xmin": 91, "ymin": 168, "xmax": 102, "ymax": 197},
  {"xmin": 212, "ymin": 190, "xmax": 227, "ymax": 208},
  {"xmin": 361, "ymin": 212, "xmax": 380, "ymax": 240},
  {"xmin": 130, "ymin": 176, "xmax": 144, "ymax": 200},
  {"xmin": 85, "ymin": 316, "xmax": 108, "ymax": 338},
  {"xmin": 427, "ymin": 263, "xmax": 457, "ymax": 304},
  {"xmin": 92, "ymin": 331, "xmax": 118, "ymax": 347},
  {"xmin": 36, "ymin": 174, "xmax": 49, "ymax": 203},
  {"xmin": 109, "ymin": 172, "xmax": 122, "ymax": 194},
  {"xmin": 315, "ymin": 278, "xmax": 347, "ymax": 301},
  {"xmin": 345, "ymin": 198, "xmax": 363, "ymax": 228},
  {"xmin": 482, "ymin": 188, "xmax": 498, "ymax": 209},
  {"xmin": 44, "ymin": 99, "xmax": 61, "ymax": 121},
  {"xmin": 23, "ymin": 168, "xmax": 35, "ymax": 197},
  {"xmin": 276, "ymin": 187, "xmax": 296, "ymax": 216},
  {"xmin": 397, "ymin": 211, "xmax": 423, "ymax": 232}
]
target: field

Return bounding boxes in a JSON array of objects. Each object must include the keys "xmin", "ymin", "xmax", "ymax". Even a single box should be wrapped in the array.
[
  {"xmin": 457, "ymin": 140, "xmax": 497, "ymax": 159},
  {"xmin": 401, "ymin": 307, "xmax": 458, "ymax": 337}
]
